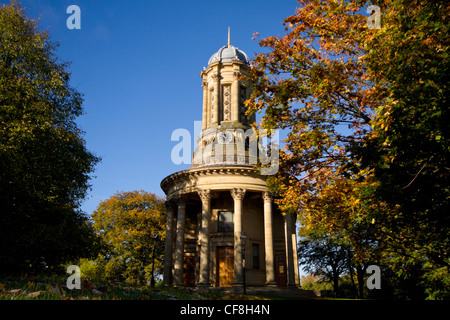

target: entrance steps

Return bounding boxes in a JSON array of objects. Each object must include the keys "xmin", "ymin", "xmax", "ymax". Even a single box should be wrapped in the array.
[{"xmin": 198, "ymin": 286, "xmax": 319, "ymax": 298}]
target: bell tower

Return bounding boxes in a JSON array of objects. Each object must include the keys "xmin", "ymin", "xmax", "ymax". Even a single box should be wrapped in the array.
[
  {"xmin": 193, "ymin": 29, "xmax": 256, "ymax": 168},
  {"xmin": 199, "ymin": 28, "xmax": 255, "ymax": 130}
]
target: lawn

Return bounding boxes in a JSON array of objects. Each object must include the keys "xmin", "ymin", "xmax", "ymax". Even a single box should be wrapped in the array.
[{"xmin": 0, "ymin": 276, "xmax": 277, "ymax": 300}]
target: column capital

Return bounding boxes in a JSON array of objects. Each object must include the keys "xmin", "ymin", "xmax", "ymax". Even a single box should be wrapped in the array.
[
  {"xmin": 174, "ymin": 194, "xmax": 186, "ymax": 207},
  {"xmin": 198, "ymin": 189, "xmax": 212, "ymax": 202},
  {"xmin": 262, "ymin": 191, "xmax": 273, "ymax": 203},
  {"xmin": 212, "ymin": 74, "xmax": 221, "ymax": 82},
  {"xmin": 230, "ymin": 188, "xmax": 246, "ymax": 201}
]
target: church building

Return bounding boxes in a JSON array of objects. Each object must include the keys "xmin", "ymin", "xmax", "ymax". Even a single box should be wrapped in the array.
[{"xmin": 161, "ymin": 32, "xmax": 299, "ymax": 289}]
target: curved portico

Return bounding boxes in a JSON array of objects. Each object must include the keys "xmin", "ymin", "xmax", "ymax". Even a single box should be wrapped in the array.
[{"xmin": 161, "ymin": 165, "xmax": 298, "ymax": 288}]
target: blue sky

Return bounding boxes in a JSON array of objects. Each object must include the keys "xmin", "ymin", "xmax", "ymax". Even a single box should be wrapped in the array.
[{"xmin": 18, "ymin": 0, "xmax": 299, "ymax": 215}]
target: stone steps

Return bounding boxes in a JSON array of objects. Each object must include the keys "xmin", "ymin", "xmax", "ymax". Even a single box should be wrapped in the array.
[{"xmin": 203, "ymin": 286, "xmax": 319, "ymax": 298}]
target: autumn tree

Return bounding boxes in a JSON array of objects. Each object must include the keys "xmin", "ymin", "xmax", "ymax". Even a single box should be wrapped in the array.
[
  {"xmin": 297, "ymin": 170, "xmax": 383, "ymax": 298},
  {"xmin": 0, "ymin": 1, "xmax": 100, "ymax": 274},
  {"xmin": 247, "ymin": 0, "xmax": 376, "ymax": 212},
  {"xmin": 91, "ymin": 191, "xmax": 166, "ymax": 285},
  {"xmin": 247, "ymin": 0, "xmax": 382, "ymax": 279},
  {"xmin": 247, "ymin": 0, "xmax": 448, "ymax": 298}
]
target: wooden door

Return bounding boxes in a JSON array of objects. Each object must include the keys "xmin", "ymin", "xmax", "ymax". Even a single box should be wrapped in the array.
[
  {"xmin": 216, "ymin": 247, "xmax": 234, "ymax": 287},
  {"xmin": 183, "ymin": 256, "xmax": 196, "ymax": 287},
  {"xmin": 275, "ymin": 254, "xmax": 287, "ymax": 287}
]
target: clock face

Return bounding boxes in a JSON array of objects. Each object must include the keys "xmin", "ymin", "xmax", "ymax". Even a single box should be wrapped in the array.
[{"xmin": 218, "ymin": 131, "xmax": 233, "ymax": 144}]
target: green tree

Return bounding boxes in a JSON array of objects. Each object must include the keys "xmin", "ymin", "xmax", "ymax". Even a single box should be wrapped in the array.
[
  {"xmin": 298, "ymin": 229, "xmax": 349, "ymax": 297},
  {"xmin": 247, "ymin": 0, "xmax": 449, "ymax": 298},
  {"xmin": 91, "ymin": 190, "xmax": 166, "ymax": 285},
  {"xmin": 0, "ymin": 1, "xmax": 100, "ymax": 274},
  {"xmin": 357, "ymin": 0, "xmax": 449, "ymax": 292}
]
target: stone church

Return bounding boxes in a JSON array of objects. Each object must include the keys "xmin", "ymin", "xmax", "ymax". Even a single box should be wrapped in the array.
[{"xmin": 161, "ymin": 32, "xmax": 299, "ymax": 289}]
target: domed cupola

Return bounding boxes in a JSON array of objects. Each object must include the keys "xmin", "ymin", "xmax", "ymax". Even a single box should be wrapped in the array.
[
  {"xmin": 208, "ymin": 44, "xmax": 249, "ymax": 66},
  {"xmin": 207, "ymin": 29, "xmax": 249, "ymax": 66}
]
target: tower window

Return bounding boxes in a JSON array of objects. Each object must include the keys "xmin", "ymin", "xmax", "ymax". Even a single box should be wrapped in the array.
[
  {"xmin": 218, "ymin": 211, "xmax": 234, "ymax": 232},
  {"xmin": 252, "ymin": 243, "xmax": 260, "ymax": 269}
]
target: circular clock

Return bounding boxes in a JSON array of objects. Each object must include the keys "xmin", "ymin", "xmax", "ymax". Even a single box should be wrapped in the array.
[{"xmin": 218, "ymin": 131, "xmax": 233, "ymax": 144}]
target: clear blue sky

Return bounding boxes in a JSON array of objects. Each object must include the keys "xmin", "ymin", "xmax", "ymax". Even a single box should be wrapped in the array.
[{"xmin": 18, "ymin": 0, "xmax": 299, "ymax": 216}]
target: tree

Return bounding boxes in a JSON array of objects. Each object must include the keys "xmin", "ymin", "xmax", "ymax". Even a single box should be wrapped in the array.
[
  {"xmin": 298, "ymin": 229, "xmax": 349, "ymax": 297},
  {"xmin": 247, "ymin": 0, "xmax": 375, "ymax": 211},
  {"xmin": 91, "ymin": 191, "xmax": 166, "ymax": 284},
  {"xmin": 246, "ymin": 0, "xmax": 449, "ymax": 298},
  {"xmin": 358, "ymin": 0, "xmax": 449, "ymax": 286},
  {"xmin": 300, "ymin": 274, "xmax": 333, "ymax": 291},
  {"xmin": 0, "ymin": 1, "xmax": 100, "ymax": 274},
  {"xmin": 297, "ymin": 170, "xmax": 384, "ymax": 298}
]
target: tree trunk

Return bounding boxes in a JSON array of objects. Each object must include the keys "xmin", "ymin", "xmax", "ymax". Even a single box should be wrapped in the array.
[
  {"xmin": 333, "ymin": 274, "xmax": 339, "ymax": 297},
  {"xmin": 151, "ymin": 243, "xmax": 157, "ymax": 287},
  {"xmin": 348, "ymin": 266, "xmax": 359, "ymax": 299},
  {"xmin": 356, "ymin": 266, "xmax": 365, "ymax": 299}
]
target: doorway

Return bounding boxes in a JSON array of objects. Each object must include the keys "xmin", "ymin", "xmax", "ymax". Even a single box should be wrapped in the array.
[
  {"xmin": 275, "ymin": 254, "xmax": 287, "ymax": 287},
  {"xmin": 183, "ymin": 256, "xmax": 196, "ymax": 287},
  {"xmin": 216, "ymin": 246, "xmax": 234, "ymax": 287}
]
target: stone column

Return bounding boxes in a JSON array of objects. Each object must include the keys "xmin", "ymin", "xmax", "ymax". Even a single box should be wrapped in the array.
[
  {"xmin": 284, "ymin": 212, "xmax": 297, "ymax": 287},
  {"xmin": 163, "ymin": 201, "xmax": 175, "ymax": 286},
  {"xmin": 231, "ymin": 188, "xmax": 246, "ymax": 287},
  {"xmin": 173, "ymin": 195, "xmax": 186, "ymax": 287},
  {"xmin": 213, "ymin": 74, "xmax": 220, "ymax": 124},
  {"xmin": 232, "ymin": 72, "xmax": 239, "ymax": 122},
  {"xmin": 262, "ymin": 191, "xmax": 276, "ymax": 286},
  {"xmin": 198, "ymin": 189, "xmax": 212, "ymax": 287},
  {"xmin": 291, "ymin": 212, "xmax": 300, "ymax": 286},
  {"xmin": 202, "ymin": 81, "xmax": 208, "ymax": 130}
]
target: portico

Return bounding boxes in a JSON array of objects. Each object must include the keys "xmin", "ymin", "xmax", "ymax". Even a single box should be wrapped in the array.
[{"xmin": 161, "ymin": 167, "xmax": 299, "ymax": 288}]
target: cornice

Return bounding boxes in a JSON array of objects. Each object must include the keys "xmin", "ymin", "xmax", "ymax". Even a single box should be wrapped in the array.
[{"xmin": 160, "ymin": 165, "xmax": 265, "ymax": 194}]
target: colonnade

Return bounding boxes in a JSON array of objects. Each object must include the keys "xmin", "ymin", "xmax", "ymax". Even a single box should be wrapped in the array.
[{"xmin": 162, "ymin": 189, "xmax": 298, "ymax": 287}]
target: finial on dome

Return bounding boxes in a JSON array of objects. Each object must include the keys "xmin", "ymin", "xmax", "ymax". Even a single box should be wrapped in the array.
[{"xmin": 207, "ymin": 29, "xmax": 249, "ymax": 66}]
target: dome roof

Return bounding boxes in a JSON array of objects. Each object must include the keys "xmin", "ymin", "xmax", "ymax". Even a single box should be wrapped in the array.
[{"xmin": 208, "ymin": 44, "xmax": 249, "ymax": 66}]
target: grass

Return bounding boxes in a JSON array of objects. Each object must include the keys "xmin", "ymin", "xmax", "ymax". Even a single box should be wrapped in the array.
[{"xmin": 0, "ymin": 276, "xmax": 283, "ymax": 300}]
